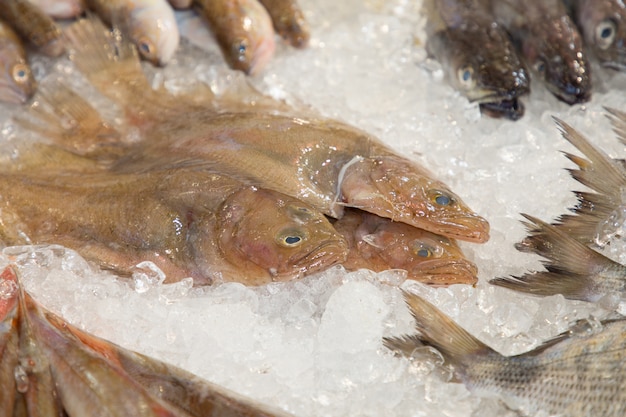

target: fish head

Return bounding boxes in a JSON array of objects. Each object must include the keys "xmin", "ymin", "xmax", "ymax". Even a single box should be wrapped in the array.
[
  {"xmin": 521, "ymin": 17, "xmax": 591, "ymax": 104},
  {"xmin": 340, "ymin": 156, "xmax": 490, "ymax": 243},
  {"xmin": 0, "ymin": 49, "xmax": 35, "ymax": 104},
  {"xmin": 128, "ymin": 4, "xmax": 180, "ymax": 66},
  {"xmin": 431, "ymin": 23, "xmax": 530, "ymax": 104},
  {"xmin": 359, "ymin": 217, "xmax": 478, "ymax": 285},
  {"xmin": 217, "ymin": 187, "xmax": 348, "ymax": 281},
  {"xmin": 576, "ymin": 0, "xmax": 626, "ymax": 70}
]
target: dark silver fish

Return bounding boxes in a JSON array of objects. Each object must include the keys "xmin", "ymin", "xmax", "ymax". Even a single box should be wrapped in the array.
[
  {"xmin": 490, "ymin": 0, "xmax": 591, "ymax": 104},
  {"xmin": 385, "ymin": 290, "xmax": 626, "ymax": 417},
  {"xmin": 423, "ymin": 0, "xmax": 530, "ymax": 120},
  {"xmin": 566, "ymin": 0, "xmax": 626, "ymax": 70}
]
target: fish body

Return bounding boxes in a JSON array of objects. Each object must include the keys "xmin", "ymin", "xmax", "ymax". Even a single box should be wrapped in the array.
[
  {"xmin": 566, "ymin": 0, "xmax": 626, "ymax": 70},
  {"xmin": 0, "ymin": 267, "xmax": 20, "ymax": 417},
  {"xmin": 0, "ymin": 20, "xmax": 35, "ymax": 104},
  {"xmin": 490, "ymin": 0, "xmax": 590, "ymax": 104},
  {"xmin": 258, "ymin": 0, "xmax": 309, "ymax": 48},
  {"xmin": 29, "ymin": 0, "xmax": 85, "ymax": 19},
  {"xmin": 423, "ymin": 0, "xmax": 529, "ymax": 120},
  {"xmin": 0, "ymin": 0, "xmax": 64, "ymax": 56},
  {"xmin": 194, "ymin": 0, "xmax": 276, "ymax": 74},
  {"xmin": 333, "ymin": 209, "xmax": 478, "ymax": 285},
  {"xmin": 385, "ymin": 291, "xmax": 626, "ymax": 417},
  {"xmin": 85, "ymin": 0, "xmax": 179, "ymax": 65},
  {"xmin": 0, "ymin": 163, "xmax": 348, "ymax": 285}
]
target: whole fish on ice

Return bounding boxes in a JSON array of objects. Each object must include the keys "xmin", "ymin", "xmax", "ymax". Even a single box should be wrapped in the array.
[{"xmin": 385, "ymin": 290, "xmax": 626, "ymax": 417}]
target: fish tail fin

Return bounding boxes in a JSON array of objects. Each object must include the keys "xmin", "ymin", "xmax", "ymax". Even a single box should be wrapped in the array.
[
  {"xmin": 605, "ymin": 107, "xmax": 626, "ymax": 146},
  {"xmin": 384, "ymin": 291, "xmax": 493, "ymax": 370},
  {"xmin": 64, "ymin": 15, "xmax": 152, "ymax": 105},
  {"xmin": 15, "ymin": 80, "xmax": 124, "ymax": 160},
  {"xmin": 490, "ymin": 214, "xmax": 624, "ymax": 301}
]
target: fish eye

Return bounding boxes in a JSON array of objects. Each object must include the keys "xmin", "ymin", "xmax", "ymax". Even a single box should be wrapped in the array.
[
  {"xmin": 456, "ymin": 66, "xmax": 475, "ymax": 89},
  {"xmin": 595, "ymin": 19, "xmax": 617, "ymax": 50},
  {"xmin": 277, "ymin": 229, "xmax": 307, "ymax": 247},
  {"xmin": 429, "ymin": 190, "xmax": 454, "ymax": 206},
  {"xmin": 234, "ymin": 39, "xmax": 249, "ymax": 62},
  {"xmin": 413, "ymin": 240, "xmax": 444, "ymax": 258},
  {"xmin": 137, "ymin": 37, "xmax": 157, "ymax": 60},
  {"xmin": 11, "ymin": 64, "xmax": 30, "ymax": 84},
  {"xmin": 533, "ymin": 59, "xmax": 546, "ymax": 74}
]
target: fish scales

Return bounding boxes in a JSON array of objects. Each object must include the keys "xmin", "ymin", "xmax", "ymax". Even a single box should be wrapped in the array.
[{"xmin": 385, "ymin": 291, "xmax": 626, "ymax": 417}]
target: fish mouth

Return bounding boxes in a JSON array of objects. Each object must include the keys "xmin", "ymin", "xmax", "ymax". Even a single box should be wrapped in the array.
[
  {"xmin": 408, "ymin": 259, "xmax": 478, "ymax": 287},
  {"xmin": 0, "ymin": 82, "xmax": 35, "ymax": 104},
  {"xmin": 273, "ymin": 239, "xmax": 349, "ymax": 281},
  {"xmin": 428, "ymin": 216, "xmax": 491, "ymax": 244},
  {"xmin": 479, "ymin": 98, "xmax": 525, "ymax": 121},
  {"xmin": 546, "ymin": 82, "xmax": 591, "ymax": 105}
]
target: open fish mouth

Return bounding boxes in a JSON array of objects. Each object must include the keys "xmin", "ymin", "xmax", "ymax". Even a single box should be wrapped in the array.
[
  {"xmin": 429, "ymin": 216, "xmax": 490, "ymax": 244},
  {"xmin": 479, "ymin": 98, "xmax": 525, "ymax": 121},
  {"xmin": 409, "ymin": 259, "xmax": 478, "ymax": 286}
]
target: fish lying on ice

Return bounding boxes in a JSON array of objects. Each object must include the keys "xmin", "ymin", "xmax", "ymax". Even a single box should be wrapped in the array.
[
  {"xmin": 385, "ymin": 290, "xmax": 626, "ymax": 417},
  {"xmin": 84, "ymin": 0, "xmax": 180, "ymax": 66},
  {"xmin": 489, "ymin": 0, "xmax": 591, "ymax": 104},
  {"xmin": 565, "ymin": 0, "xmax": 626, "ymax": 70},
  {"xmin": 0, "ymin": 152, "xmax": 348, "ymax": 285},
  {"xmin": 333, "ymin": 209, "xmax": 478, "ymax": 286},
  {"xmin": 194, "ymin": 0, "xmax": 276, "ymax": 74},
  {"xmin": 0, "ymin": 0, "xmax": 64, "ymax": 56},
  {"xmin": 0, "ymin": 20, "xmax": 36, "ymax": 104},
  {"xmin": 490, "ymin": 213, "xmax": 626, "ymax": 302},
  {"xmin": 422, "ymin": 0, "xmax": 529, "ymax": 120},
  {"xmin": 0, "ymin": 265, "xmax": 296, "ymax": 416},
  {"xmin": 63, "ymin": 16, "xmax": 490, "ymax": 244}
]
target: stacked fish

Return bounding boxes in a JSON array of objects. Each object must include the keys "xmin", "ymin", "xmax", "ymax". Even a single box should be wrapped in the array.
[
  {"xmin": 424, "ymin": 0, "xmax": 626, "ymax": 120},
  {"xmin": 384, "ymin": 114, "xmax": 626, "ymax": 416},
  {"xmin": 0, "ymin": 15, "xmax": 489, "ymax": 290},
  {"xmin": 0, "ymin": 0, "xmax": 309, "ymax": 105},
  {"xmin": 0, "ymin": 265, "xmax": 296, "ymax": 416}
]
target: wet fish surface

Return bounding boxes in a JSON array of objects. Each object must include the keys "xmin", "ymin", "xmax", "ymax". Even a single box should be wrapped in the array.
[
  {"xmin": 423, "ymin": 0, "xmax": 529, "ymax": 120},
  {"xmin": 385, "ymin": 291, "xmax": 626, "ymax": 417},
  {"xmin": 333, "ymin": 209, "xmax": 478, "ymax": 286},
  {"xmin": 0, "ymin": 0, "xmax": 64, "ymax": 56},
  {"xmin": 566, "ymin": 0, "xmax": 626, "ymax": 70},
  {"xmin": 489, "ymin": 0, "xmax": 591, "ymax": 104},
  {"xmin": 0, "ymin": 20, "xmax": 35, "ymax": 104},
  {"xmin": 258, "ymin": 0, "xmax": 310, "ymax": 48}
]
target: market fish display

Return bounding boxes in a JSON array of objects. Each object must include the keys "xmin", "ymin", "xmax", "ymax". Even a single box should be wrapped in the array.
[
  {"xmin": 384, "ymin": 290, "xmax": 626, "ymax": 417},
  {"xmin": 64, "ymin": 16, "xmax": 490, "ymax": 244},
  {"xmin": 565, "ymin": 0, "xmax": 626, "ymax": 70},
  {"xmin": 333, "ymin": 209, "xmax": 478, "ymax": 285},
  {"xmin": 423, "ymin": 0, "xmax": 529, "ymax": 120},
  {"xmin": 0, "ymin": 0, "xmax": 64, "ymax": 56},
  {"xmin": 0, "ymin": 265, "xmax": 295, "ymax": 416},
  {"xmin": 489, "ymin": 0, "xmax": 590, "ymax": 104},
  {"xmin": 0, "ymin": 157, "xmax": 348, "ymax": 285},
  {"xmin": 0, "ymin": 20, "xmax": 35, "ymax": 104},
  {"xmin": 84, "ymin": 0, "xmax": 180, "ymax": 66}
]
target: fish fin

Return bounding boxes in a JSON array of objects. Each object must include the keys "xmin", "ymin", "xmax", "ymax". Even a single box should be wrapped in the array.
[
  {"xmin": 382, "ymin": 333, "xmax": 425, "ymax": 357},
  {"xmin": 386, "ymin": 291, "xmax": 494, "ymax": 370},
  {"xmin": 554, "ymin": 117, "xmax": 626, "ymax": 196},
  {"xmin": 554, "ymin": 190, "xmax": 618, "ymax": 244},
  {"xmin": 490, "ymin": 214, "xmax": 625, "ymax": 301},
  {"xmin": 14, "ymin": 80, "xmax": 125, "ymax": 160},
  {"xmin": 605, "ymin": 107, "xmax": 626, "ymax": 147}
]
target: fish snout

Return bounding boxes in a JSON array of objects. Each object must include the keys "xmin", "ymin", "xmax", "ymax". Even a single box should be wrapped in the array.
[{"xmin": 408, "ymin": 258, "xmax": 478, "ymax": 286}]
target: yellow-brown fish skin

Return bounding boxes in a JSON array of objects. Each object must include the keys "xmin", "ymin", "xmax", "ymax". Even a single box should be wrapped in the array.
[
  {"xmin": 0, "ymin": 267, "xmax": 20, "ymax": 417},
  {"xmin": 29, "ymin": 0, "xmax": 86, "ymax": 19},
  {"xmin": 0, "ymin": 0, "xmax": 64, "ymax": 56},
  {"xmin": 333, "ymin": 209, "xmax": 478, "ymax": 286},
  {"xmin": 0, "ymin": 20, "xmax": 35, "ymax": 104},
  {"xmin": 385, "ymin": 291, "xmax": 626, "ymax": 417},
  {"xmin": 194, "ymin": 0, "xmax": 276, "ymax": 74},
  {"xmin": 258, "ymin": 0, "xmax": 309, "ymax": 48},
  {"xmin": 0, "ymin": 162, "xmax": 347, "ymax": 286}
]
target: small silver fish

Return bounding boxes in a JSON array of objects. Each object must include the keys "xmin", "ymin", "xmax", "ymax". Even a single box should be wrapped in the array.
[
  {"xmin": 490, "ymin": 0, "xmax": 591, "ymax": 104},
  {"xmin": 385, "ymin": 290, "xmax": 626, "ymax": 417},
  {"xmin": 566, "ymin": 0, "xmax": 626, "ymax": 70}
]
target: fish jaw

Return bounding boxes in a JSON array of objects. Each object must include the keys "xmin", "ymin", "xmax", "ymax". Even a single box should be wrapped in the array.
[
  {"xmin": 129, "ymin": 1, "xmax": 180, "ymax": 66},
  {"xmin": 339, "ymin": 156, "xmax": 490, "ymax": 243},
  {"xmin": 216, "ymin": 187, "xmax": 348, "ymax": 283},
  {"xmin": 478, "ymin": 98, "xmax": 525, "ymax": 121},
  {"xmin": 406, "ymin": 258, "xmax": 478, "ymax": 286}
]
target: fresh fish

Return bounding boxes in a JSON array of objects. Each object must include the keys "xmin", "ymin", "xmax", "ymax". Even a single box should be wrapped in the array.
[
  {"xmin": 566, "ymin": 0, "xmax": 626, "ymax": 70},
  {"xmin": 333, "ymin": 209, "xmax": 478, "ymax": 286},
  {"xmin": 490, "ymin": 214, "xmax": 626, "ymax": 302},
  {"xmin": 64, "ymin": 17, "xmax": 491, "ymax": 244},
  {"xmin": 489, "ymin": 0, "xmax": 591, "ymax": 104},
  {"xmin": 0, "ymin": 0, "xmax": 64, "ymax": 56},
  {"xmin": 0, "ymin": 160, "xmax": 348, "ymax": 285},
  {"xmin": 384, "ymin": 290, "xmax": 626, "ymax": 417},
  {"xmin": 423, "ymin": 0, "xmax": 530, "ymax": 120},
  {"xmin": 84, "ymin": 0, "xmax": 180, "ymax": 65},
  {"xmin": 0, "ymin": 267, "xmax": 20, "ymax": 417},
  {"xmin": 0, "ymin": 20, "xmax": 35, "ymax": 104},
  {"xmin": 29, "ymin": 0, "xmax": 85, "ymax": 19},
  {"xmin": 194, "ymin": 0, "xmax": 276, "ymax": 74},
  {"xmin": 258, "ymin": 0, "xmax": 310, "ymax": 48}
]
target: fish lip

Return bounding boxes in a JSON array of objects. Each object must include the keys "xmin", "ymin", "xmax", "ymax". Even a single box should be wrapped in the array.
[
  {"xmin": 429, "ymin": 216, "xmax": 490, "ymax": 244},
  {"xmin": 408, "ymin": 259, "xmax": 478, "ymax": 286},
  {"xmin": 479, "ymin": 98, "xmax": 525, "ymax": 121},
  {"xmin": 277, "ymin": 239, "xmax": 349, "ymax": 278}
]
